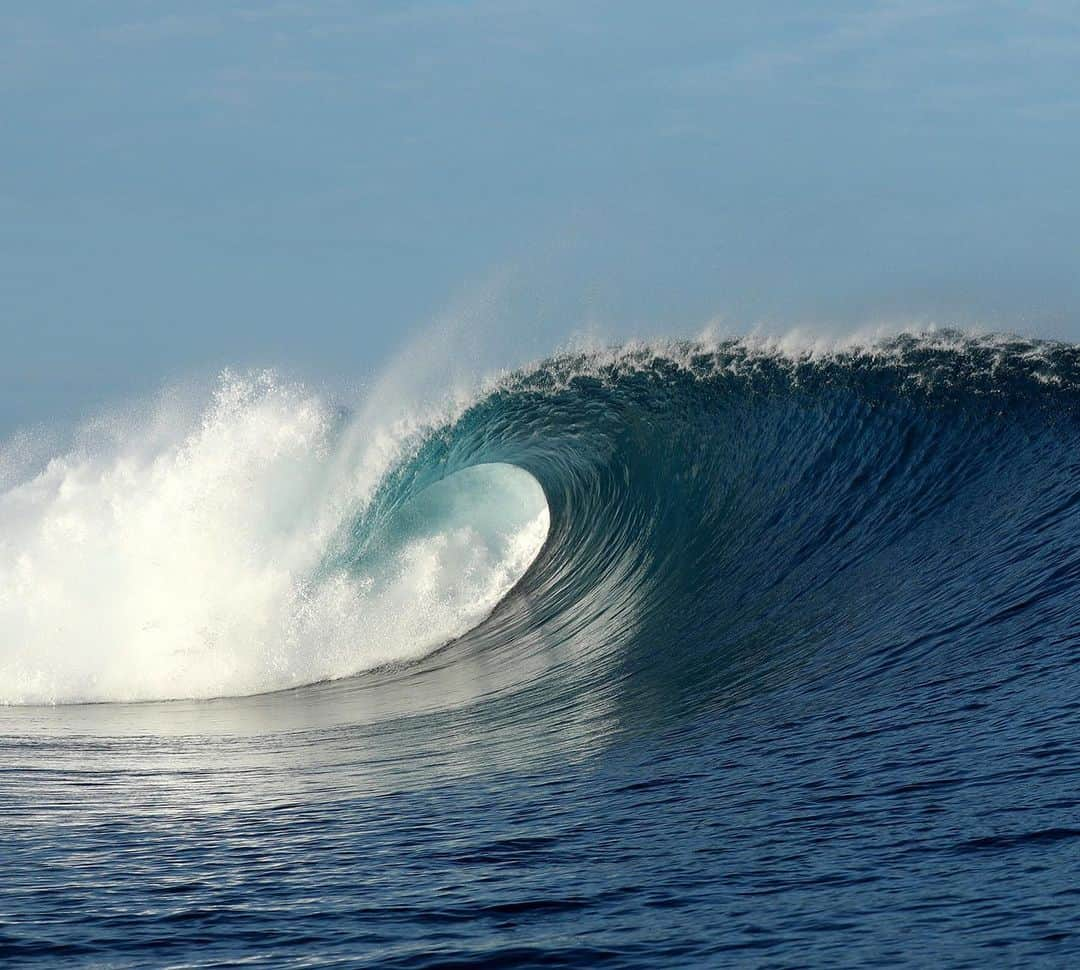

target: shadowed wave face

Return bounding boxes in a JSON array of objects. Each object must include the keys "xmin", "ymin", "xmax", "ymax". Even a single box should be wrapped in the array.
[{"xmin": 3, "ymin": 331, "xmax": 1080, "ymax": 966}]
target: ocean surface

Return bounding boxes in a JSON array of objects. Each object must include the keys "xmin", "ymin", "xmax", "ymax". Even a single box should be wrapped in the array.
[{"xmin": 2, "ymin": 331, "xmax": 1079, "ymax": 966}]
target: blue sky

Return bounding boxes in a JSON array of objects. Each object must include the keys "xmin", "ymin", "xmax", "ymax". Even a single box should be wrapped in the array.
[{"xmin": 3, "ymin": 1, "xmax": 1080, "ymax": 430}]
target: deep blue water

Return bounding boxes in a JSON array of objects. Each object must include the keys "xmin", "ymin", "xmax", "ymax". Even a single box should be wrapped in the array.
[{"xmin": 3, "ymin": 332, "xmax": 1079, "ymax": 966}]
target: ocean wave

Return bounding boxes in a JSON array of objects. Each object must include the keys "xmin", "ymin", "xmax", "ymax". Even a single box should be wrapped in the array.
[{"xmin": 3, "ymin": 329, "xmax": 1080, "ymax": 707}]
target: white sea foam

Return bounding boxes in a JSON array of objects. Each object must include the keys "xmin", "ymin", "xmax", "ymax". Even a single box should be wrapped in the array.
[{"xmin": 0, "ymin": 372, "xmax": 548, "ymax": 705}]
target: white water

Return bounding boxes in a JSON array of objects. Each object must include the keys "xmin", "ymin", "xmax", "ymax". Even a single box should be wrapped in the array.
[{"xmin": 0, "ymin": 372, "xmax": 549, "ymax": 705}]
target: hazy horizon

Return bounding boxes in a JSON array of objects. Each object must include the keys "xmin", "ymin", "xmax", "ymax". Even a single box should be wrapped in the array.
[{"xmin": 4, "ymin": 1, "xmax": 1080, "ymax": 431}]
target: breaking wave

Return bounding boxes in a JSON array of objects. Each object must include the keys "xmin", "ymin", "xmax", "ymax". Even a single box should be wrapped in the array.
[{"xmin": 3, "ymin": 329, "xmax": 1080, "ymax": 707}]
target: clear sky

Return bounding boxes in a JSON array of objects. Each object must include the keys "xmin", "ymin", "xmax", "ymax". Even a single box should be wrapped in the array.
[{"xmin": 3, "ymin": 1, "xmax": 1080, "ymax": 431}]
